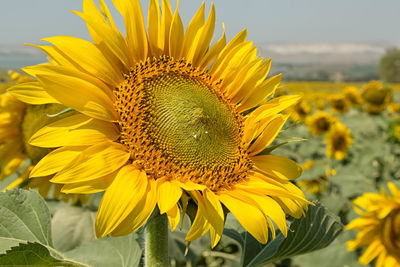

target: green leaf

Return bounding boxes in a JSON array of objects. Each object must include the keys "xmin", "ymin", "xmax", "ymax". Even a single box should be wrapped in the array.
[
  {"xmin": 271, "ymin": 204, "xmax": 343, "ymax": 261},
  {"xmin": 225, "ymin": 204, "xmax": 343, "ymax": 267},
  {"xmin": 292, "ymin": 231, "xmax": 364, "ymax": 267},
  {"xmin": 0, "ymin": 242, "xmax": 77, "ymax": 266},
  {"xmin": 64, "ymin": 234, "xmax": 142, "ymax": 267},
  {"xmin": 0, "ymin": 189, "xmax": 52, "ymax": 253},
  {"xmin": 51, "ymin": 206, "xmax": 96, "ymax": 252},
  {"xmin": 0, "ymin": 189, "xmax": 142, "ymax": 267}
]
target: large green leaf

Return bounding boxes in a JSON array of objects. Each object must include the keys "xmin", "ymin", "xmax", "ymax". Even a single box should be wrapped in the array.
[
  {"xmin": 0, "ymin": 189, "xmax": 142, "ymax": 267},
  {"xmin": 0, "ymin": 189, "xmax": 52, "ymax": 253},
  {"xmin": 292, "ymin": 231, "xmax": 364, "ymax": 267},
  {"xmin": 0, "ymin": 242, "xmax": 79, "ymax": 267},
  {"xmin": 224, "ymin": 204, "xmax": 343, "ymax": 267},
  {"xmin": 52, "ymin": 205, "xmax": 96, "ymax": 252},
  {"xmin": 65, "ymin": 235, "xmax": 142, "ymax": 267}
]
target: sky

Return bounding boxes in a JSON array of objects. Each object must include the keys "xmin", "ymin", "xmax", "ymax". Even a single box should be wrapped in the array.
[{"xmin": 1, "ymin": 0, "xmax": 400, "ymax": 47}]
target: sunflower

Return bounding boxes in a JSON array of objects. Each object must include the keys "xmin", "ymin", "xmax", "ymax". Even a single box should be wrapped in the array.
[
  {"xmin": 346, "ymin": 182, "xmax": 400, "ymax": 267},
  {"xmin": 388, "ymin": 102, "xmax": 400, "ymax": 115},
  {"xmin": 306, "ymin": 111, "xmax": 338, "ymax": 136},
  {"xmin": 9, "ymin": 0, "xmax": 309, "ymax": 247},
  {"xmin": 314, "ymin": 95, "xmax": 327, "ymax": 110},
  {"xmin": 327, "ymin": 94, "xmax": 351, "ymax": 114},
  {"xmin": 289, "ymin": 97, "xmax": 312, "ymax": 123},
  {"xmin": 388, "ymin": 119, "xmax": 400, "ymax": 143},
  {"xmin": 361, "ymin": 81, "xmax": 392, "ymax": 115},
  {"xmin": 343, "ymin": 86, "xmax": 363, "ymax": 107},
  {"xmin": 298, "ymin": 175, "xmax": 329, "ymax": 195},
  {"xmin": 302, "ymin": 160, "xmax": 314, "ymax": 171},
  {"xmin": 297, "ymin": 162, "xmax": 334, "ymax": 195},
  {"xmin": 325, "ymin": 122, "xmax": 353, "ymax": 160},
  {"xmin": 0, "ymin": 92, "xmax": 26, "ymax": 180},
  {"xmin": 3, "ymin": 72, "xmax": 88, "ymax": 204}
]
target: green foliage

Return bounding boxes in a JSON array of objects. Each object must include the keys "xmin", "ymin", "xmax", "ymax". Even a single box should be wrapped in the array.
[
  {"xmin": 0, "ymin": 242, "xmax": 74, "ymax": 266},
  {"xmin": 64, "ymin": 235, "xmax": 142, "ymax": 267},
  {"xmin": 224, "ymin": 204, "xmax": 343, "ymax": 267},
  {"xmin": 0, "ymin": 189, "xmax": 142, "ymax": 267},
  {"xmin": 292, "ymin": 231, "xmax": 364, "ymax": 267},
  {"xmin": 379, "ymin": 48, "xmax": 400, "ymax": 83},
  {"xmin": 51, "ymin": 205, "xmax": 96, "ymax": 252},
  {"xmin": 0, "ymin": 189, "xmax": 53, "ymax": 252}
]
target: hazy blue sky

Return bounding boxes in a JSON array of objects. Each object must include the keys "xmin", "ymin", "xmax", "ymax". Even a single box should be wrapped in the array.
[{"xmin": 1, "ymin": 0, "xmax": 399, "ymax": 46}]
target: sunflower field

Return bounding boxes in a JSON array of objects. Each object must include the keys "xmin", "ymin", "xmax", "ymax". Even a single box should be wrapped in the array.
[{"xmin": 1, "ymin": 0, "xmax": 400, "ymax": 267}]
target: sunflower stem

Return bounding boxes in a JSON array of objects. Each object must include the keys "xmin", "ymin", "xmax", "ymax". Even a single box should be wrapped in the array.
[{"xmin": 145, "ymin": 212, "xmax": 169, "ymax": 267}]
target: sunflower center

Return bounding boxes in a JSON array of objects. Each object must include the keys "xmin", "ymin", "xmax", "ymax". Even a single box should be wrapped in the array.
[
  {"xmin": 380, "ymin": 209, "xmax": 400, "ymax": 260},
  {"xmin": 115, "ymin": 57, "xmax": 251, "ymax": 190},
  {"xmin": 147, "ymin": 73, "xmax": 240, "ymax": 168},
  {"xmin": 316, "ymin": 117, "xmax": 330, "ymax": 131},
  {"xmin": 333, "ymin": 135, "xmax": 346, "ymax": 150}
]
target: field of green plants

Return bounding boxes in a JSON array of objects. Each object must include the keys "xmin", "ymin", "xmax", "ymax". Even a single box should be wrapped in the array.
[{"xmin": 1, "ymin": 73, "xmax": 399, "ymax": 266}]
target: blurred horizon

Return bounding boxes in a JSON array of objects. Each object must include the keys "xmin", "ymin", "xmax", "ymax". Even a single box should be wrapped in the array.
[{"xmin": 1, "ymin": 0, "xmax": 399, "ymax": 82}]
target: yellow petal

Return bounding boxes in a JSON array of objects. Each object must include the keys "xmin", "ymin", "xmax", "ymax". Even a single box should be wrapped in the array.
[
  {"xmin": 209, "ymin": 28, "xmax": 247, "ymax": 75},
  {"xmin": 0, "ymin": 153, "xmax": 26, "ymax": 180},
  {"xmin": 98, "ymin": 0, "xmax": 117, "ymax": 29},
  {"xmin": 185, "ymin": 204, "xmax": 210, "ymax": 242},
  {"xmin": 148, "ymin": 0, "xmax": 161, "ymax": 55},
  {"xmin": 61, "ymin": 171, "xmax": 117, "ymax": 194},
  {"xmin": 180, "ymin": 2, "xmax": 204, "ymax": 58},
  {"xmin": 252, "ymin": 95, "xmax": 302, "ymax": 122},
  {"xmin": 218, "ymin": 192, "xmax": 269, "ymax": 244},
  {"xmin": 387, "ymin": 182, "xmax": 400, "ymax": 197},
  {"xmin": 36, "ymin": 73, "xmax": 117, "ymax": 121},
  {"xmin": 30, "ymin": 146, "xmax": 87, "ymax": 178},
  {"xmin": 157, "ymin": 179, "xmax": 182, "ymax": 214},
  {"xmin": 176, "ymin": 180, "xmax": 206, "ymax": 191},
  {"xmin": 231, "ymin": 58, "xmax": 271, "ymax": 105},
  {"xmin": 51, "ymin": 142, "xmax": 129, "ymax": 184},
  {"xmin": 204, "ymin": 190, "xmax": 224, "ymax": 248},
  {"xmin": 95, "ymin": 166, "xmax": 148, "ymax": 237},
  {"xmin": 199, "ymin": 23, "xmax": 226, "ymax": 70},
  {"xmin": 74, "ymin": 0, "xmax": 130, "ymax": 69},
  {"xmin": 359, "ymin": 239, "xmax": 383, "ymax": 265},
  {"xmin": 187, "ymin": 4, "xmax": 215, "ymax": 65},
  {"xmin": 272, "ymin": 197, "xmax": 305, "ymax": 219},
  {"xmin": 23, "ymin": 64, "xmax": 114, "ymax": 100},
  {"xmin": 159, "ymin": 0, "xmax": 173, "ymax": 54},
  {"xmin": 7, "ymin": 82, "xmax": 59, "ymax": 105},
  {"xmin": 6, "ymin": 166, "xmax": 32, "ymax": 190},
  {"xmin": 29, "ymin": 114, "xmax": 120, "ymax": 148},
  {"xmin": 166, "ymin": 204, "xmax": 181, "ymax": 232},
  {"xmin": 251, "ymin": 155, "xmax": 303, "ymax": 180},
  {"xmin": 239, "ymin": 73, "xmax": 282, "ymax": 112},
  {"xmin": 113, "ymin": 0, "xmax": 148, "ymax": 62},
  {"xmin": 223, "ymin": 57, "xmax": 262, "ymax": 98},
  {"xmin": 235, "ymin": 174, "xmax": 308, "ymax": 203},
  {"xmin": 248, "ymin": 115, "xmax": 288, "ymax": 156},
  {"xmin": 26, "ymin": 44, "xmax": 76, "ymax": 67},
  {"xmin": 169, "ymin": 1, "xmax": 184, "ymax": 58},
  {"xmin": 8, "ymin": 70, "xmax": 34, "ymax": 83},
  {"xmin": 230, "ymin": 190, "xmax": 287, "ymax": 237},
  {"xmin": 110, "ymin": 179, "xmax": 157, "ymax": 236},
  {"xmin": 42, "ymin": 36, "xmax": 122, "ymax": 86},
  {"xmin": 211, "ymin": 41, "xmax": 253, "ymax": 84}
]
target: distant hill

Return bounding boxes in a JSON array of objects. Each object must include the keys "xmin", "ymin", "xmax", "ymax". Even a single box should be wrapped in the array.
[
  {"xmin": 0, "ymin": 44, "xmax": 46, "ymax": 69},
  {"xmin": 259, "ymin": 42, "xmax": 398, "ymax": 81},
  {"xmin": 1, "ymin": 42, "xmax": 399, "ymax": 82}
]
